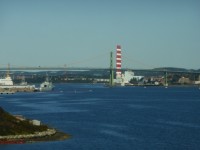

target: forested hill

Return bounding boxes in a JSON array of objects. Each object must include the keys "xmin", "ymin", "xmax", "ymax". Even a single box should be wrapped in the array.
[{"xmin": 0, "ymin": 107, "xmax": 48, "ymax": 136}]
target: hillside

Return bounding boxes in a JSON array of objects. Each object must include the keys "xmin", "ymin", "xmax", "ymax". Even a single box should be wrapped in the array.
[{"xmin": 0, "ymin": 107, "xmax": 48, "ymax": 136}]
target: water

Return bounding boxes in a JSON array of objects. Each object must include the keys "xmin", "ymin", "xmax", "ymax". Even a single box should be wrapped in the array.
[{"xmin": 0, "ymin": 84, "xmax": 200, "ymax": 150}]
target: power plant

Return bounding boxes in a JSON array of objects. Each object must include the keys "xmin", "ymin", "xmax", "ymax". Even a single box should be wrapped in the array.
[{"xmin": 109, "ymin": 45, "xmax": 144, "ymax": 87}]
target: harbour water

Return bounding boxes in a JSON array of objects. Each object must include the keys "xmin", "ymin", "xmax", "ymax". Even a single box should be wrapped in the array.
[{"xmin": 0, "ymin": 84, "xmax": 200, "ymax": 150}]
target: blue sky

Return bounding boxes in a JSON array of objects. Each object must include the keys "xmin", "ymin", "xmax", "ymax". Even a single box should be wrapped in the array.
[{"xmin": 0, "ymin": 0, "xmax": 200, "ymax": 69}]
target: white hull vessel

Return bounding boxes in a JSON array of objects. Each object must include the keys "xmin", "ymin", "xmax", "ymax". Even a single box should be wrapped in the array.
[
  {"xmin": 0, "ymin": 74, "xmax": 35, "ymax": 92},
  {"xmin": 39, "ymin": 76, "xmax": 54, "ymax": 92}
]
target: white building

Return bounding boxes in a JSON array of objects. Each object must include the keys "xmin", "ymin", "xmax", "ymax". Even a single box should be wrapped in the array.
[{"xmin": 122, "ymin": 70, "xmax": 143, "ymax": 84}]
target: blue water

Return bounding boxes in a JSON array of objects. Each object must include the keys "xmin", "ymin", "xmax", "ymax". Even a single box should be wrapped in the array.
[{"xmin": 0, "ymin": 84, "xmax": 200, "ymax": 150}]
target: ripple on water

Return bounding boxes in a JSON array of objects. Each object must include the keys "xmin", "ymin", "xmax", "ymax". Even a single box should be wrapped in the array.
[
  {"xmin": 100, "ymin": 129, "xmax": 136, "ymax": 141},
  {"xmin": 157, "ymin": 120, "xmax": 200, "ymax": 128}
]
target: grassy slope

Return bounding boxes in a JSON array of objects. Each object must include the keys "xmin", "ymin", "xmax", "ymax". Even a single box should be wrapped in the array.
[{"xmin": 0, "ymin": 107, "xmax": 48, "ymax": 136}]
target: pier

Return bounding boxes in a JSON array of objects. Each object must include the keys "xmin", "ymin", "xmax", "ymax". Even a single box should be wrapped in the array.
[
  {"xmin": 0, "ymin": 87, "xmax": 35, "ymax": 94},
  {"xmin": 0, "ymin": 91, "xmax": 15, "ymax": 95}
]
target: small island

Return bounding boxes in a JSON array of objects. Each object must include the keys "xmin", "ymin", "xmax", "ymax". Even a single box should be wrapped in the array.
[{"xmin": 0, "ymin": 107, "xmax": 70, "ymax": 144}]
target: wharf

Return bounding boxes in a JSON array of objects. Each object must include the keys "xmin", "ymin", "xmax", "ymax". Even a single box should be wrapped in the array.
[
  {"xmin": 0, "ymin": 91, "xmax": 15, "ymax": 95},
  {"xmin": 0, "ymin": 87, "xmax": 35, "ymax": 94}
]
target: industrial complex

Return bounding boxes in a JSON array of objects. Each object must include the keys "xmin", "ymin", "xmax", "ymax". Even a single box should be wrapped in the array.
[{"xmin": 0, "ymin": 45, "xmax": 200, "ymax": 90}]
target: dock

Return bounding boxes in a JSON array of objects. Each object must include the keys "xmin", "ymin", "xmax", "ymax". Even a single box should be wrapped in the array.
[
  {"xmin": 0, "ymin": 87, "xmax": 36, "ymax": 94},
  {"xmin": 0, "ymin": 91, "xmax": 15, "ymax": 95}
]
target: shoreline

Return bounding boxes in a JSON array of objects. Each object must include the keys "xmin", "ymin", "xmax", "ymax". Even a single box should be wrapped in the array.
[
  {"xmin": 25, "ymin": 130, "xmax": 71, "ymax": 143},
  {"xmin": 0, "ymin": 129, "xmax": 71, "ymax": 144}
]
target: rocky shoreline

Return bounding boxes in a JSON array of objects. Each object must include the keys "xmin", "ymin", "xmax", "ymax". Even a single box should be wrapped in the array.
[
  {"xmin": 0, "ymin": 129, "xmax": 70, "ymax": 144},
  {"xmin": 26, "ymin": 131, "xmax": 70, "ymax": 143},
  {"xmin": 0, "ymin": 129, "xmax": 56, "ymax": 140}
]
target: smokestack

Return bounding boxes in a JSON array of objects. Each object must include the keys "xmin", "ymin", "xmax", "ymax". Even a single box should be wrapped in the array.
[{"xmin": 116, "ymin": 45, "xmax": 122, "ymax": 79}]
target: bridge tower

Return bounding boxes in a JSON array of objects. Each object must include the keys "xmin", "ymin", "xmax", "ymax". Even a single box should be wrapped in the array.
[
  {"xmin": 6, "ymin": 63, "xmax": 11, "ymax": 77},
  {"xmin": 164, "ymin": 71, "xmax": 168, "ymax": 87},
  {"xmin": 109, "ymin": 51, "xmax": 114, "ymax": 86}
]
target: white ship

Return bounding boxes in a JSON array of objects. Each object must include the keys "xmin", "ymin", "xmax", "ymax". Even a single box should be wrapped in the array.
[
  {"xmin": 0, "ymin": 70, "xmax": 36, "ymax": 92},
  {"xmin": 0, "ymin": 73, "xmax": 14, "ymax": 86},
  {"xmin": 39, "ymin": 76, "xmax": 54, "ymax": 92}
]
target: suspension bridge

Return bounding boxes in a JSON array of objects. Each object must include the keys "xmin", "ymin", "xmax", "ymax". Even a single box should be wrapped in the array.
[{"xmin": 0, "ymin": 46, "xmax": 200, "ymax": 85}]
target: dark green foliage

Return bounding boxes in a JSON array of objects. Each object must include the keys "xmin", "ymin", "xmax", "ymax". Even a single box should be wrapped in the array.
[
  {"xmin": 130, "ymin": 78, "xmax": 138, "ymax": 84},
  {"xmin": 0, "ymin": 107, "xmax": 48, "ymax": 136}
]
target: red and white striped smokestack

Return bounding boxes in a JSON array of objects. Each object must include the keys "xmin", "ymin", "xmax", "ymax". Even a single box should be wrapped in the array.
[{"xmin": 116, "ymin": 45, "xmax": 122, "ymax": 79}]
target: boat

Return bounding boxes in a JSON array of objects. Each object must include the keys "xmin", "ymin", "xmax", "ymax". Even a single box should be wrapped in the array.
[
  {"xmin": 0, "ymin": 73, "xmax": 14, "ymax": 86},
  {"xmin": 39, "ymin": 76, "xmax": 54, "ymax": 92},
  {"xmin": 0, "ymin": 76, "xmax": 36, "ymax": 92},
  {"xmin": 0, "ymin": 68, "xmax": 36, "ymax": 92}
]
